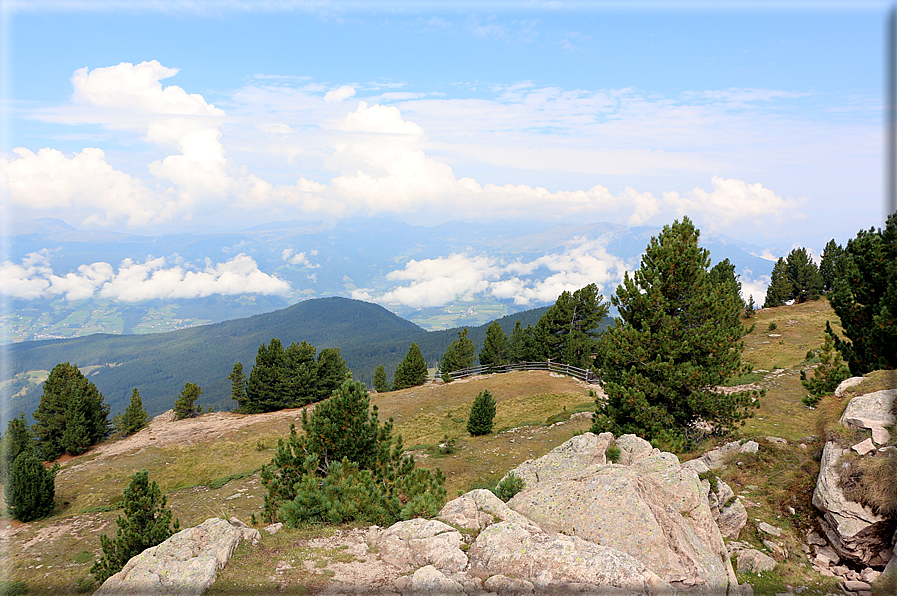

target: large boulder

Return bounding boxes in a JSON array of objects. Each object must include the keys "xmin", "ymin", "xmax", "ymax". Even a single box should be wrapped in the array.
[
  {"xmin": 499, "ymin": 432, "xmax": 613, "ymax": 487},
  {"xmin": 371, "ymin": 518, "xmax": 468, "ymax": 573},
  {"xmin": 94, "ymin": 517, "xmax": 260, "ymax": 596},
  {"xmin": 812, "ymin": 441, "xmax": 895, "ymax": 567},
  {"xmin": 709, "ymin": 478, "xmax": 747, "ymax": 540},
  {"xmin": 436, "ymin": 488, "xmax": 540, "ymax": 533},
  {"xmin": 506, "ymin": 447, "xmax": 734, "ymax": 593},
  {"xmin": 839, "ymin": 389, "xmax": 897, "ymax": 445}
]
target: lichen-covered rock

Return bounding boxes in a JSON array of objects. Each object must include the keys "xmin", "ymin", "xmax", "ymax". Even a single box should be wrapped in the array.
[
  {"xmin": 736, "ymin": 549, "xmax": 776, "ymax": 574},
  {"xmin": 812, "ymin": 441, "xmax": 895, "ymax": 566},
  {"xmin": 835, "ymin": 377, "xmax": 866, "ymax": 398},
  {"xmin": 500, "ymin": 432, "xmax": 612, "ymax": 487},
  {"xmin": 94, "ymin": 518, "xmax": 259, "ymax": 596},
  {"xmin": 436, "ymin": 489, "xmax": 540, "ymax": 533},
  {"xmin": 372, "ymin": 519, "xmax": 468, "ymax": 573},
  {"xmin": 404, "ymin": 565, "xmax": 464, "ymax": 595},
  {"xmin": 615, "ymin": 434, "xmax": 658, "ymax": 465},
  {"xmin": 468, "ymin": 520, "xmax": 673, "ymax": 595},
  {"xmin": 708, "ymin": 479, "xmax": 746, "ymax": 540},
  {"xmin": 483, "ymin": 574, "xmax": 535, "ymax": 595}
]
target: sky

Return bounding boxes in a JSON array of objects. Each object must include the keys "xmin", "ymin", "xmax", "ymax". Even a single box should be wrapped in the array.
[{"xmin": 0, "ymin": 0, "xmax": 893, "ymax": 308}]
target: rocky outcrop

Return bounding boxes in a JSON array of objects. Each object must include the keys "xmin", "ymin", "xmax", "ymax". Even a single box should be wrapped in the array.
[
  {"xmin": 94, "ymin": 517, "xmax": 260, "ymax": 596},
  {"xmin": 367, "ymin": 432, "xmax": 742, "ymax": 595},
  {"xmin": 709, "ymin": 478, "xmax": 747, "ymax": 540},
  {"xmin": 839, "ymin": 388, "xmax": 897, "ymax": 445}
]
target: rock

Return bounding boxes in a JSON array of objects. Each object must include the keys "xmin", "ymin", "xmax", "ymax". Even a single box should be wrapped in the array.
[
  {"xmin": 851, "ymin": 438, "xmax": 876, "ymax": 456},
  {"xmin": 840, "ymin": 389, "xmax": 897, "ymax": 447},
  {"xmin": 708, "ymin": 479, "xmax": 746, "ymax": 540},
  {"xmin": 758, "ymin": 522, "xmax": 782, "ymax": 537},
  {"xmin": 616, "ymin": 434, "xmax": 659, "ymax": 465},
  {"xmin": 681, "ymin": 458, "xmax": 710, "ymax": 475},
  {"xmin": 405, "ymin": 565, "xmax": 464, "ymax": 595},
  {"xmin": 740, "ymin": 441, "xmax": 759, "ymax": 454},
  {"xmin": 812, "ymin": 441, "xmax": 894, "ymax": 566},
  {"xmin": 699, "ymin": 441, "xmax": 741, "ymax": 470},
  {"xmin": 264, "ymin": 523, "xmax": 283, "ymax": 535},
  {"xmin": 483, "ymin": 574, "xmax": 535, "ymax": 595},
  {"xmin": 835, "ymin": 377, "xmax": 866, "ymax": 397},
  {"xmin": 807, "ymin": 529, "xmax": 827, "ymax": 546},
  {"xmin": 763, "ymin": 539, "xmax": 786, "ymax": 559},
  {"xmin": 94, "ymin": 518, "xmax": 259, "ymax": 596},
  {"xmin": 437, "ymin": 489, "xmax": 540, "ymax": 533},
  {"xmin": 468, "ymin": 520, "xmax": 673, "ymax": 595},
  {"xmin": 860, "ymin": 568, "xmax": 880, "ymax": 583},
  {"xmin": 507, "ymin": 455, "xmax": 731, "ymax": 591},
  {"xmin": 871, "ymin": 427, "xmax": 891, "ymax": 445},
  {"xmin": 372, "ymin": 518, "xmax": 468, "ymax": 573},
  {"xmin": 840, "ymin": 580, "xmax": 872, "ymax": 592},
  {"xmin": 767, "ymin": 437, "xmax": 788, "ymax": 445},
  {"xmin": 501, "ymin": 432, "xmax": 613, "ymax": 487},
  {"xmin": 736, "ymin": 549, "xmax": 776, "ymax": 573}
]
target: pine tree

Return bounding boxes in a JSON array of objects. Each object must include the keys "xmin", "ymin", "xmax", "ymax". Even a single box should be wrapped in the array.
[
  {"xmin": 174, "ymin": 383, "xmax": 202, "ymax": 420},
  {"xmin": 228, "ymin": 362, "xmax": 247, "ymax": 410},
  {"xmin": 785, "ymin": 247, "xmax": 823, "ymax": 303},
  {"xmin": 509, "ymin": 321, "xmax": 537, "ymax": 363},
  {"xmin": 121, "ymin": 389, "xmax": 148, "ymax": 436},
  {"xmin": 373, "ymin": 364, "xmax": 391, "ymax": 393},
  {"xmin": 282, "ymin": 340, "xmax": 318, "ymax": 407},
  {"xmin": 801, "ymin": 324, "xmax": 851, "ymax": 405},
  {"xmin": 312, "ymin": 347, "xmax": 350, "ymax": 403},
  {"xmin": 5, "ymin": 452, "xmax": 57, "ymax": 522},
  {"xmin": 479, "ymin": 321, "xmax": 510, "ymax": 367},
  {"xmin": 467, "ymin": 390, "xmax": 496, "ymax": 436},
  {"xmin": 440, "ymin": 329, "xmax": 477, "ymax": 382},
  {"xmin": 828, "ymin": 213, "xmax": 897, "ymax": 375},
  {"xmin": 593, "ymin": 217, "xmax": 758, "ymax": 442},
  {"xmin": 1, "ymin": 415, "xmax": 32, "ymax": 481},
  {"xmin": 764, "ymin": 258, "xmax": 793, "ymax": 308},
  {"xmin": 244, "ymin": 339, "xmax": 286, "ymax": 413},
  {"xmin": 819, "ymin": 239, "xmax": 844, "ymax": 293},
  {"xmin": 91, "ymin": 469, "xmax": 179, "ymax": 584},
  {"xmin": 62, "ymin": 389, "xmax": 92, "ymax": 456},
  {"xmin": 32, "ymin": 363, "xmax": 110, "ymax": 461},
  {"xmin": 393, "ymin": 343, "xmax": 428, "ymax": 390},
  {"xmin": 533, "ymin": 284, "xmax": 608, "ymax": 368}
]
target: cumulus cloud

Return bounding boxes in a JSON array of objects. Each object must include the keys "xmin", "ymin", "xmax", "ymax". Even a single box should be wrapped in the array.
[
  {"xmin": 352, "ymin": 237, "xmax": 631, "ymax": 308},
  {"xmin": 324, "ymin": 85, "xmax": 356, "ymax": 104},
  {"xmin": 0, "ymin": 251, "xmax": 290, "ymax": 302},
  {"xmin": 281, "ymin": 248, "xmax": 320, "ymax": 267}
]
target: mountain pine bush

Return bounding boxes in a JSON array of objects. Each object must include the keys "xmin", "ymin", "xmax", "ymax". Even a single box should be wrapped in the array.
[
  {"xmin": 5, "ymin": 452, "xmax": 57, "ymax": 522},
  {"xmin": 174, "ymin": 382, "xmax": 202, "ymax": 420},
  {"xmin": 800, "ymin": 324, "xmax": 851, "ymax": 406},
  {"xmin": 467, "ymin": 389, "xmax": 496, "ymax": 436}
]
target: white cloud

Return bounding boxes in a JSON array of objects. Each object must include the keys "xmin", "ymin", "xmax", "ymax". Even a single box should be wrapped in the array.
[
  {"xmin": 281, "ymin": 248, "xmax": 320, "ymax": 267},
  {"xmin": 352, "ymin": 237, "xmax": 630, "ymax": 308},
  {"xmin": 324, "ymin": 85, "xmax": 356, "ymax": 104},
  {"xmin": 0, "ymin": 252, "xmax": 290, "ymax": 302},
  {"xmin": 337, "ymin": 100, "xmax": 424, "ymax": 135}
]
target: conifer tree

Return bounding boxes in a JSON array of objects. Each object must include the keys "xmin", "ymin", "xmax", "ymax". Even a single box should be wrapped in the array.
[
  {"xmin": 33, "ymin": 363, "xmax": 109, "ymax": 461},
  {"xmin": 593, "ymin": 217, "xmax": 758, "ymax": 442},
  {"xmin": 1, "ymin": 415, "xmax": 31, "ymax": 481},
  {"xmin": 764, "ymin": 258, "xmax": 793, "ymax": 308},
  {"xmin": 228, "ymin": 362, "xmax": 247, "ymax": 409},
  {"xmin": 312, "ymin": 347, "xmax": 350, "ymax": 402},
  {"xmin": 785, "ymin": 247, "xmax": 823, "ymax": 303},
  {"xmin": 91, "ymin": 469, "xmax": 179, "ymax": 584},
  {"xmin": 372, "ymin": 364, "xmax": 391, "ymax": 393},
  {"xmin": 393, "ymin": 343, "xmax": 428, "ymax": 389},
  {"xmin": 62, "ymin": 389, "xmax": 92, "ymax": 456},
  {"xmin": 440, "ymin": 329, "xmax": 477, "ymax": 382},
  {"xmin": 5, "ymin": 452, "xmax": 57, "ymax": 522},
  {"xmin": 121, "ymin": 389, "xmax": 148, "ymax": 436},
  {"xmin": 533, "ymin": 284, "xmax": 608, "ymax": 368},
  {"xmin": 243, "ymin": 338, "xmax": 286, "ymax": 413},
  {"xmin": 819, "ymin": 239, "xmax": 844, "ymax": 293},
  {"xmin": 174, "ymin": 383, "xmax": 202, "ymax": 420},
  {"xmin": 467, "ymin": 390, "xmax": 496, "ymax": 436},
  {"xmin": 479, "ymin": 321, "xmax": 510, "ymax": 367},
  {"xmin": 509, "ymin": 321, "xmax": 537, "ymax": 363},
  {"xmin": 801, "ymin": 324, "xmax": 851, "ymax": 406}
]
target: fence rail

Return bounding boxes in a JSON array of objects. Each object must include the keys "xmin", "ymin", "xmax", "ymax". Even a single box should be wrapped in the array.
[{"xmin": 442, "ymin": 361, "xmax": 599, "ymax": 383}]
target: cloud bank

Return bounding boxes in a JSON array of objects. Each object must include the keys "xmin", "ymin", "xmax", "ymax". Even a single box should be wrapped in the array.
[{"xmin": 0, "ymin": 251, "xmax": 290, "ymax": 302}]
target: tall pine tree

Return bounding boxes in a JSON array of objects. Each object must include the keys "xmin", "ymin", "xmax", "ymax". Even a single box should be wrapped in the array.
[
  {"xmin": 533, "ymin": 283, "xmax": 608, "ymax": 368},
  {"xmin": 764, "ymin": 258, "xmax": 793, "ymax": 308},
  {"xmin": 393, "ymin": 343, "xmax": 428, "ymax": 390},
  {"xmin": 121, "ymin": 389, "xmax": 148, "ymax": 436},
  {"xmin": 819, "ymin": 239, "xmax": 844, "ymax": 293},
  {"xmin": 440, "ymin": 329, "xmax": 477, "ymax": 382},
  {"xmin": 479, "ymin": 321, "xmax": 510, "ymax": 367},
  {"xmin": 372, "ymin": 365, "xmax": 391, "ymax": 393}
]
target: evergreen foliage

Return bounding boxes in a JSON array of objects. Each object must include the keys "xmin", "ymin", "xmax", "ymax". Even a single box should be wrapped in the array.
[
  {"xmin": 533, "ymin": 284, "xmax": 608, "ymax": 368},
  {"xmin": 764, "ymin": 258, "xmax": 793, "ymax": 308},
  {"xmin": 479, "ymin": 322, "xmax": 510, "ymax": 367},
  {"xmin": 819, "ymin": 239, "xmax": 844, "ymax": 293},
  {"xmin": 467, "ymin": 390, "xmax": 497, "ymax": 436},
  {"xmin": 393, "ymin": 343, "xmax": 428, "ymax": 390},
  {"xmin": 174, "ymin": 382, "xmax": 202, "ymax": 420},
  {"xmin": 237, "ymin": 339, "xmax": 349, "ymax": 413},
  {"xmin": 32, "ymin": 363, "xmax": 109, "ymax": 461},
  {"xmin": 120, "ymin": 389, "xmax": 148, "ymax": 436},
  {"xmin": 90, "ymin": 469, "xmax": 179, "ymax": 584},
  {"xmin": 800, "ymin": 325, "xmax": 851, "ymax": 406},
  {"xmin": 709, "ymin": 259, "xmax": 744, "ymax": 308},
  {"xmin": 785, "ymin": 247, "xmax": 824, "ymax": 303},
  {"xmin": 592, "ymin": 217, "xmax": 759, "ymax": 442},
  {"xmin": 1, "ymin": 415, "xmax": 32, "ymax": 481},
  {"xmin": 5, "ymin": 452, "xmax": 57, "ymax": 522},
  {"xmin": 828, "ymin": 213, "xmax": 897, "ymax": 375},
  {"xmin": 61, "ymin": 389, "xmax": 92, "ymax": 456},
  {"xmin": 372, "ymin": 364, "xmax": 391, "ymax": 393},
  {"xmin": 440, "ymin": 328, "xmax": 477, "ymax": 382},
  {"xmin": 509, "ymin": 321, "xmax": 538, "ymax": 363},
  {"xmin": 261, "ymin": 380, "xmax": 446, "ymax": 526},
  {"xmin": 493, "ymin": 472, "xmax": 524, "ymax": 502}
]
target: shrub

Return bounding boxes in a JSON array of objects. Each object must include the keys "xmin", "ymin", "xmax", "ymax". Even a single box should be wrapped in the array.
[
  {"xmin": 174, "ymin": 382, "xmax": 202, "ymax": 420},
  {"xmin": 261, "ymin": 380, "xmax": 446, "ymax": 526},
  {"xmin": 121, "ymin": 389, "xmax": 149, "ymax": 436},
  {"xmin": 1, "ymin": 415, "xmax": 32, "ymax": 481},
  {"xmin": 394, "ymin": 343, "xmax": 428, "ymax": 390},
  {"xmin": 5, "ymin": 452, "xmax": 57, "ymax": 522},
  {"xmin": 767, "ymin": 322, "xmax": 777, "ymax": 331},
  {"xmin": 605, "ymin": 444, "xmax": 621, "ymax": 463},
  {"xmin": 467, "ymin": 390, "xmax": 496, "ymax": 436},
  {"xmin": 493, "ymin": 472, "xmax": 524, "ymax": 502},
  {"xmin": 800, "ymin": 326, "xmax": 850, "ymax": 401},
  {"xmin": 438, "ymin": 435, "xmax": 457, "ymax": 455},
  {"xmin": 373, "ymin": 364, "xmax": 391, "ymax": 393},
  {"xmin": 91, "ymin": 469, "xmax": 180, "ymax": 584}
]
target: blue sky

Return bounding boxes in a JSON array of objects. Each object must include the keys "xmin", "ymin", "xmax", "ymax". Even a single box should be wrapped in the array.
[{"xmin": 1, "ymin": 1, "xmax": 891, "ymax": 256}]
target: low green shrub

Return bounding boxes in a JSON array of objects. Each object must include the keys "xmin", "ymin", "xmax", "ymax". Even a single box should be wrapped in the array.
[
  {"xmin": 605, "ymin": 444, "xmax": 621, "ymax": 464},
  {"xmin": 493, "ymin": 472, "xmax": 524, "ymax": 502}
]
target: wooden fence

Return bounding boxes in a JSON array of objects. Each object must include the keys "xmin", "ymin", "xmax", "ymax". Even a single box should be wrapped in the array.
[{"xmin": 442, "ymin": 361, "xmax": 599, "ymax": 383}]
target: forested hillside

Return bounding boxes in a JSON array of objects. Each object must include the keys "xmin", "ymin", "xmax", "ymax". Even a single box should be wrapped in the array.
[{"xmin": 4, "ymin": 298, "xmax": 550, "ymax": 422}]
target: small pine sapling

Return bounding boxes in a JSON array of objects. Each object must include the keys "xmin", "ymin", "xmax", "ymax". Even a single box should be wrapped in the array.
[
  {"xmin": 467, "ymin": 390, "xmax": 496, "ymax": 436},
  {"xmin": 801, "ymin": 325, "xmax": 851, "ymax": 407},
  {"xmin": 174, "ymin": 382, "xmax": 202, "ymax": 420}
]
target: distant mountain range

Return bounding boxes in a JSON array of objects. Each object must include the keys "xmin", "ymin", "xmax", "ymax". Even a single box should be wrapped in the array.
[{"xmin": 3, "ymin": 297, "xmax": 550, "ymax": 424}]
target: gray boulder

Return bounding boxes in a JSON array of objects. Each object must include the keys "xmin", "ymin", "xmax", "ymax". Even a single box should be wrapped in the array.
[
  {"xmin": 372, "ymin": 518, "xmax": 468, "ymax": 573},
  {"xmin": 615, "ymin": 434, "xmax": 659, "ymax": 465},
  {"xmin": 708, "ymin": 478, "xmax": 747, "ymax": 540},
  {"xmin": 835, "ymin": 377, "xmax": 866, "ymax": 398},
  {"xmin": 404, "ymin": 565, "xmax": 464, "ymax": 595},
  {"xmin": 735, "ymin": 549, "xmax": 776, "ymax": 574},
  {"xmin": 437, "ymin": 489, "xmax": 540, "ymax": 533},
  {"xmin": 501, "ymin": 432, "xmax": 613, "ymax": 487},
  {"xmin": 839, "ymin": 389, "xmax": 897, "ymax": 445},
  {"xmin": 812, "ymin": 441, "xmax": 894, "ymax": 566},
  {"xmin": 94, "ymin": 517, "xmax": 260, "ymax": 596}
]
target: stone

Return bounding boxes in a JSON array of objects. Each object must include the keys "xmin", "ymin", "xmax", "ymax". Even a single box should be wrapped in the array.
[
  {"xmin": 615, "ymin": 433, "xmax": 659, "ymax": 465},
  {"xmin": 406, "ymin": 565, "xmax": 464, "ymax": 595},
  {"xmin": 736, "ymin": 549, "xmax": 776, "ymax": 574},
  {"xmin": 851, "ymin": 438, "xmax": 876, "ymax": 456},
  {"xmin": 717, "ymin": 499, "xmax": 748, "ymax": 541},
  {"xmin": 699, "ymin": 441, "xmax": 742, "ymax": 470},
  {"xmin": 871, "ymin": 427, "xmax": 891, "ymax": 445},
  {"xmin": 372, "ymin": 518, "xmax": 467, "ymax": 573},
  {"xmin": 815, "ymin": 545, "xmax": 841, "ymax": 565},
  {"xmin": 767, "ymin": 437, "xmax": 788, "ymax": 445},
  {"xmin": 763, "ymin": 539, "xmax": 786, "ymax": 559},
  {"xmin": 483, "ymin": 574, "xmax": 535, "ymax": 595},
  {"xmin": 681, "ymin": 458, "xmax": 710, "ymax": 475},
  {"xmin": 758, "ymin": 522, "xmax": 782, "ymax": 537},
  {"xmin": 841, "ymin": 580, "xmax": 872, "ymax": 592},
  {"xmin": 807, "ymin": 529, "xmax": 827, "ymax": 546},
  {"xmin": 835, "ymin": 377, "xmax": 866, "ymax": 397},
  {"xmin": 437, "ymin": 489, "xmax": 540, "ymax": 534},
  {"xmin": 812, "ymin": 441, "xmax": 894, "ymax": 566},
  {"xmin": 500, "ymin": 432, "xmax": 613, "ymax": 487},
  {"xmin": 264, "ymin": 522, "xmax": 283, "ymax": 535},
  {"xmin": 740, "ymin": 441, "xmax": 759, "ymax": 454},
  {"xmin": 840, "ymin": 389, "xmax": 897, "ymax": 430},
  {"xmin": 94, "ymin": 518, "xmax": 260, "ymax": 596},
  {"xmin": 860, "ymin": 568, "xmax": 880, "ymax": 583}
]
